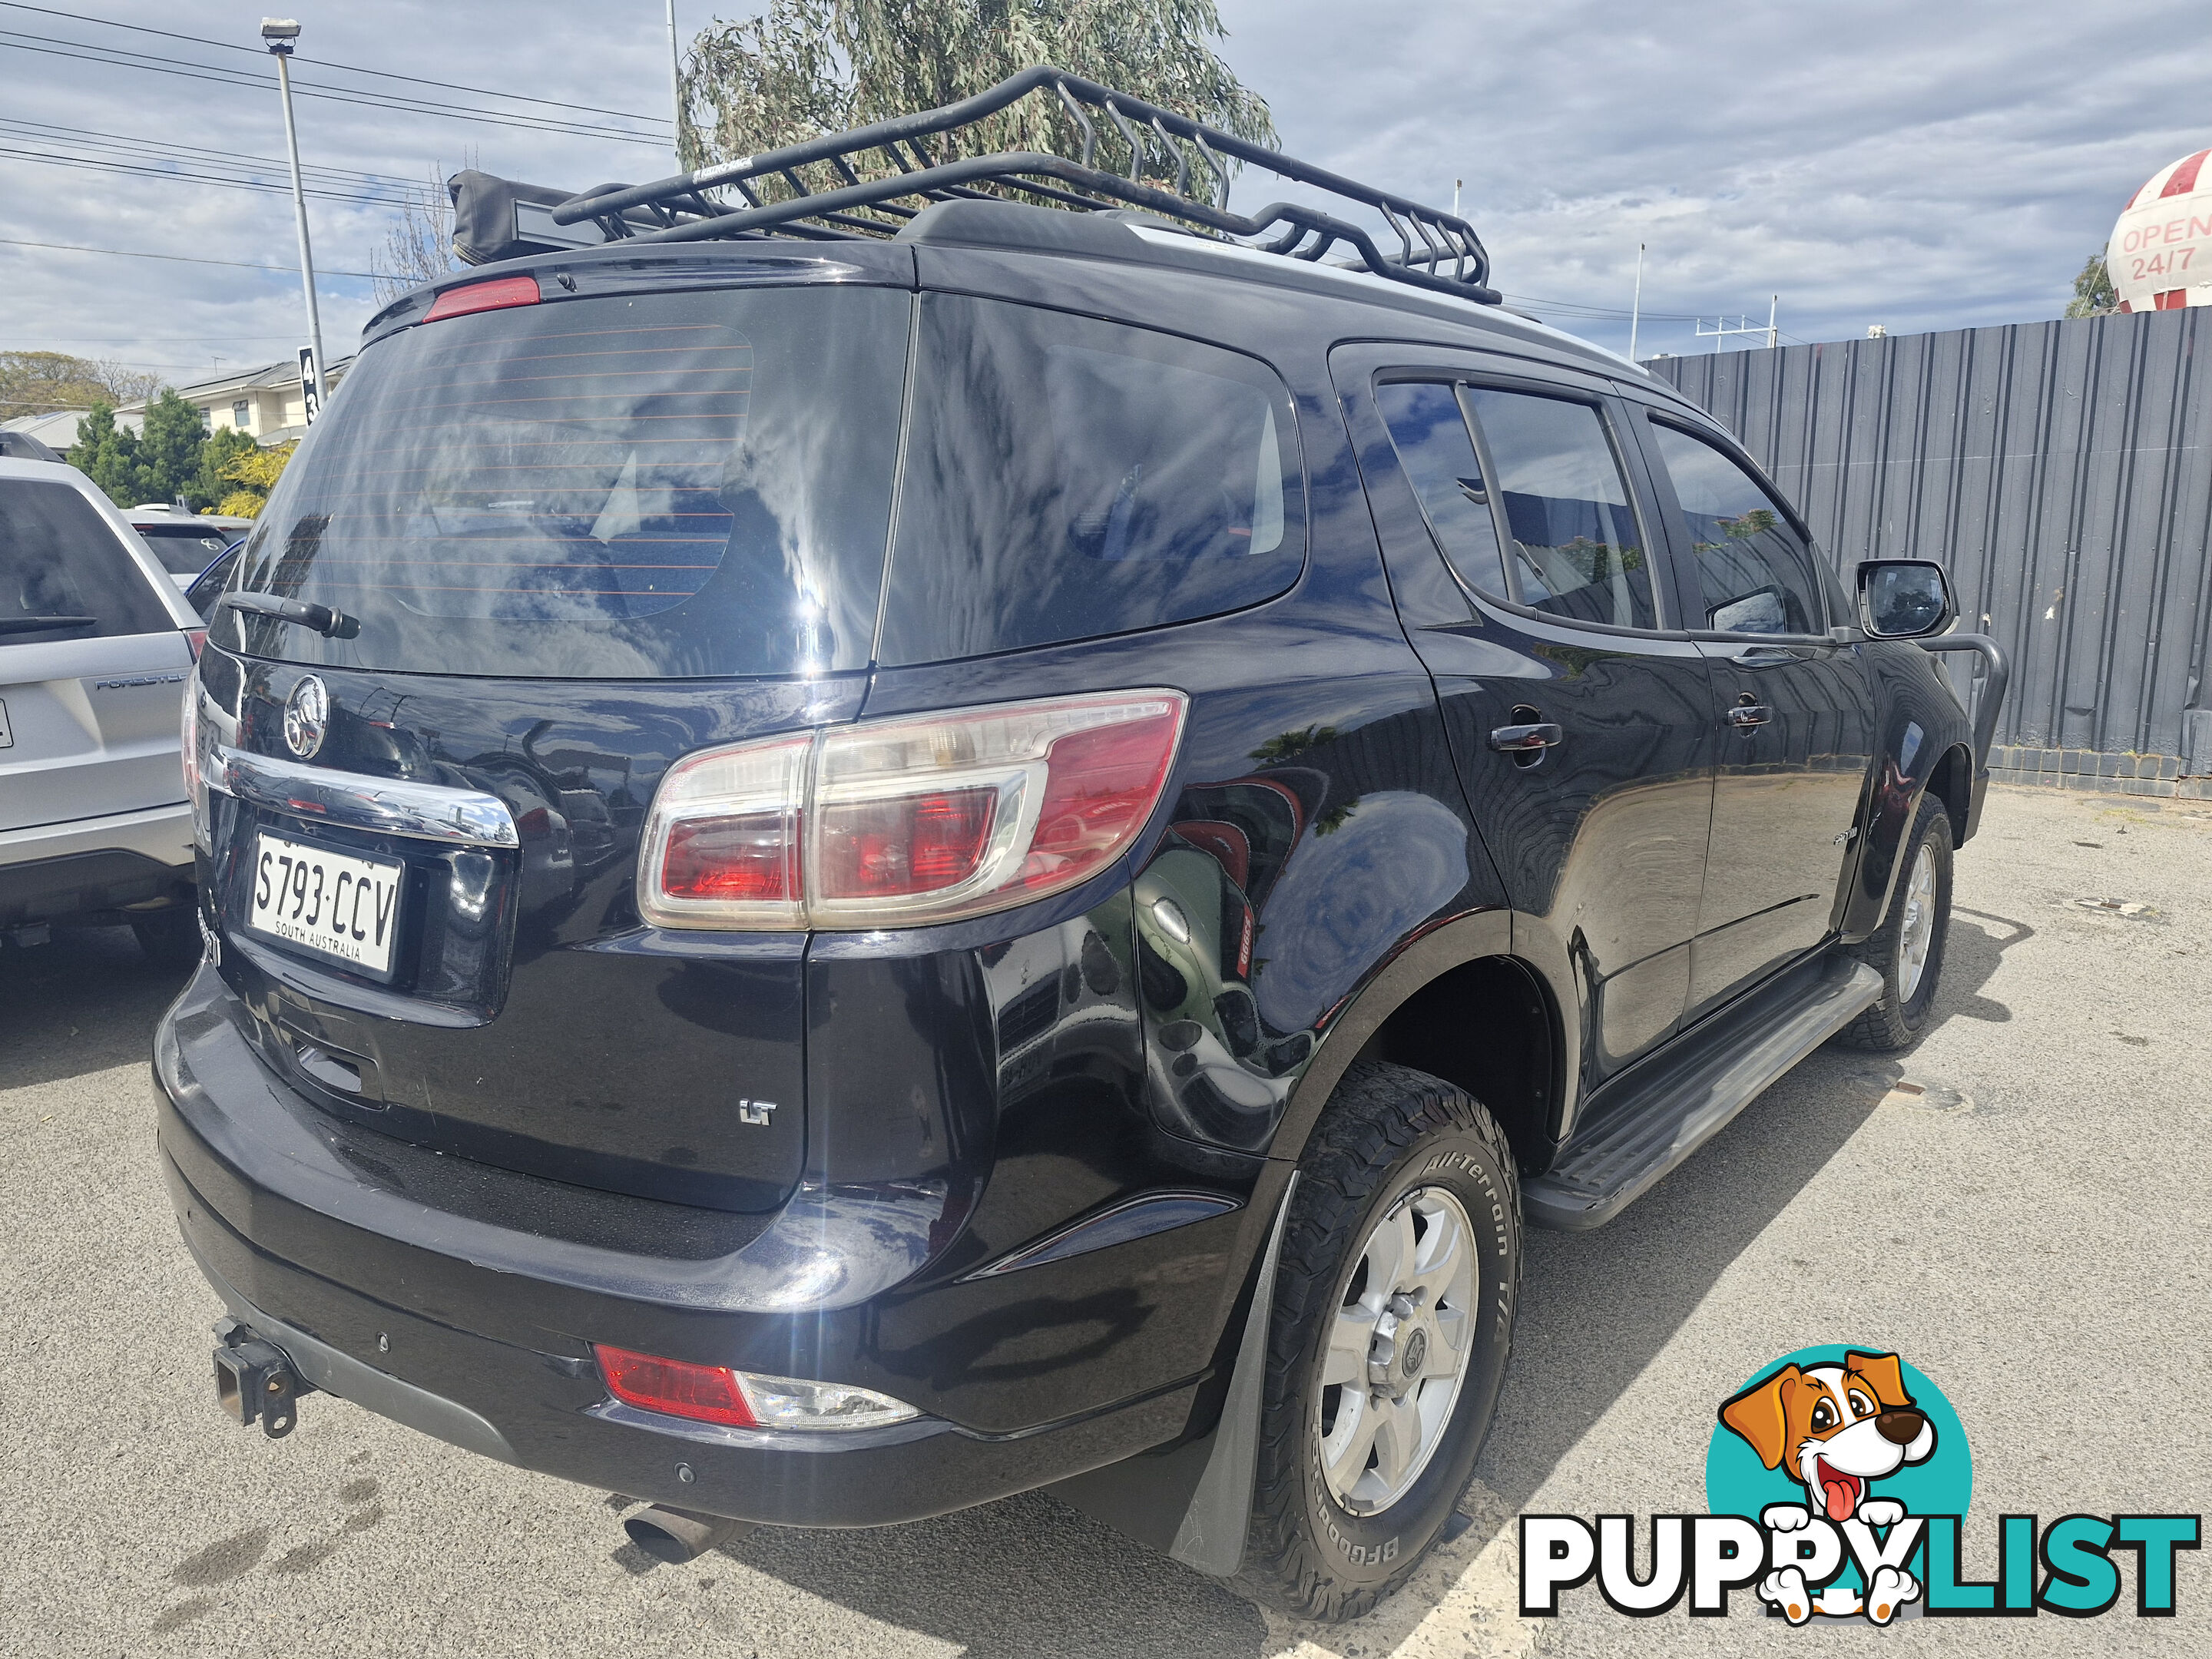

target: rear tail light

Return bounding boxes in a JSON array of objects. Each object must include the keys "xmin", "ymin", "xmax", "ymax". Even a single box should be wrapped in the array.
[
  {"xmin": 638, "ymin": 690, "xmax": 1186, "ymax": 932},
  {"xmin": 180, "ymin": 667, "xmax": 210, "ymax": 853},
  {"xmin": 184, "ymin": 628, "xmax": 206, "ymax": 659},
  {"xmin": 595, "ymin": 1345, "xmax": 918, "ymax": 1432}
]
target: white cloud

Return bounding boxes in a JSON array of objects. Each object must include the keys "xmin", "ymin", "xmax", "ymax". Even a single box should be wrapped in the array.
[
  {"xmin": 3, "ymin": 0, "xmax": 2205, "ymax": 390},
  {"xmin": 1215, "ymin": 0, "xmax": 2212, "ymax": 355}
]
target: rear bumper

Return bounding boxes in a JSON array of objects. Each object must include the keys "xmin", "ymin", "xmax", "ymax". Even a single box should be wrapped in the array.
[
  {"xmin": 153, "ymin": 963, "xmax": 1208, "ymax": 1526},
  {"xmin": 0, "ymin": 802, "xmax": 194, "ymax": 926}
]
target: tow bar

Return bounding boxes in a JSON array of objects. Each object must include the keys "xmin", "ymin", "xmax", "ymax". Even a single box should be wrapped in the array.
[{"xmin": 212, "ymin": 1316, "xmax": 316, "ymax": 1438}]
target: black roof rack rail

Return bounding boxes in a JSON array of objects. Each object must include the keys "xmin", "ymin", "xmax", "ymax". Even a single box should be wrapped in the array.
[{"xmin": 545, "ymin": 65, "xmax": 1498, "ymax": 305}]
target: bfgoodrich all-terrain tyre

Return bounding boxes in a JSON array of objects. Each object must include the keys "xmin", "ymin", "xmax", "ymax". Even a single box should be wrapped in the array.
[
  {"xmin": 1834, "ymin": 792, "xmax": 1955, "ymax": 1052},
  {"xmin": 1237, "ymin": 1061, "xmax": 1520, "ymax": 1621}
]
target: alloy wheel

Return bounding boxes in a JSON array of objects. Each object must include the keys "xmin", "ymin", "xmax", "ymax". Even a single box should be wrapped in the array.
[
  {"xmin": 1315, "ymin": 1186, "xmax": 1478, "ymax": 1515},
  {"xmin": 1897, "ymin": 841, "xmax": 1938, "ymax": 1002}
]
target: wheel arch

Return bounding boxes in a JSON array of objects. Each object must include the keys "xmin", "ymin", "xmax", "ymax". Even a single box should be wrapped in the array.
[
  {"xmin": 1926, "ymin": 741, "xmax": 1973, "ymax": 845},
  {"xmin": 1267, "ymin": 909, "xmax": 1565, "ymax": 1176}
]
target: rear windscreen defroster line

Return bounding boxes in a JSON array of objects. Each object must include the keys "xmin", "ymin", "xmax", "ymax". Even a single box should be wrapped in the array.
[{"xmin": 214, "ymin": 286, "xmax": 911, "ymax": 680}]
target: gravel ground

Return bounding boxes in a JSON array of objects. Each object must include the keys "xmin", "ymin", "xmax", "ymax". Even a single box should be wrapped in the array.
[{"xmin": 1, "ymin": 783, "xmax": 2205, "ymax": 1657}]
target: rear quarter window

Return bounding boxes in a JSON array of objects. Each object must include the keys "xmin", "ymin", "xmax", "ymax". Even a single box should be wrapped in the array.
[
  {"xmin": 880, "ymin": 295, "xmax": 1306, "ymax": 664},
  {"xmin": 1, "ymin": 480, "xmax": 173, "ymax": 641}
]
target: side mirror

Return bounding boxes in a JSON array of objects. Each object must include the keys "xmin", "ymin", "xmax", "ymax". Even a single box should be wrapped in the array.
[{"xmin": 1856, "ymin": 559, "xmax": 1955, "ymax": 639}]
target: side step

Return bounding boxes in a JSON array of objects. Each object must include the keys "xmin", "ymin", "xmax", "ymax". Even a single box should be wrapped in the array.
[{"xmin": 1524, "ymin": 952, "xmax": 1882, "ymax": 1231}]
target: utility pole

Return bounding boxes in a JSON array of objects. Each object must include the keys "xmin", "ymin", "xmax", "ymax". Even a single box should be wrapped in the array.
[
  {"xmin": 1628, "ymin": 243, "xmax": 1646, "ymax": 362},
  {"xmin": 1766, "ymin": 293, "xmax": 1778, "ymax": 350},
  {"xmin": 1452, "ymin": 178, "xmax": 1462, "ymax": 219},
  {"xmin": 261, "ymin": 18, "xmax": 326, "ymax": 426},
  {"xmin": 666, "ymin": 0, "xmax": 684, "ymax": 169}
]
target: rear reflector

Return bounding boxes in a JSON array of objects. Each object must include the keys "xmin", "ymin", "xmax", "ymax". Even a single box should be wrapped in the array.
[
  {"xmin": 637, "ymin": 690, "xmax": 1187, "ymax": 932},
  {"xmin": 423, "ymin": 275, "xmax": 542, "ymax": 322},
  {"xmin": 594, "ymin": 1346, "xmax": 920, "ymax": 1431},
  {"xmin": 596, "ymin": 1346, "xmax": 757, "ymax": 1429}
]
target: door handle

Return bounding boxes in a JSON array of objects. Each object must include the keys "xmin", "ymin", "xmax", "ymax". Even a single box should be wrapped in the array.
[
  {"xmin": 1730, "ymin": 646, "xmax": 1801, "ymax": 667},
  {"xmin": 1727, "ymin": 704, "xmax": 1772, "ymax": 729},
  {"xmin": 1489, "ymin": 722, "xmax": 1563, "ymax": 753}
]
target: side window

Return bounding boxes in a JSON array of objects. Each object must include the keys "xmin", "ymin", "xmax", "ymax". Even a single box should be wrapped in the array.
[
  {"xmin": 1648, "ymin": 422, "xmax": 1824, "ymax": 636},
  {"xmin": 880, "ymin": 295, "xmax": 1306, "ymax": 664},
  {"xmin": 1459, "ymin": 389, "xmax": 1656, "ymax": 630},
  {"xmin": 1374, "ymin": 381, "xmax": 1508, "ymax": 597}
]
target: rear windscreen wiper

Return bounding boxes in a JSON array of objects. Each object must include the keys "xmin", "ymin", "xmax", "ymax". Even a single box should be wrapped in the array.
[
  {"xmin": 0, "ymin": 615, "xmax": 97, "ymax": 634},
  {"xmin": 221, "ymin": 592, "xmax": 359, "ymax": 639}
]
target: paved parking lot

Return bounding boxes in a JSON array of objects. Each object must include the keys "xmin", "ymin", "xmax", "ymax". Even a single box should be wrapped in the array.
[{"xmin": 2, "ymin": 783, "xmax": 2206, "ymax": 1657}]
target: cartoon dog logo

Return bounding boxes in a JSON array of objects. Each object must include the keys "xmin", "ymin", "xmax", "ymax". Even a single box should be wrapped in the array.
[{"xmin": 1719, "ymin": 1350, "xmax": 1937, "ymax": 1624}]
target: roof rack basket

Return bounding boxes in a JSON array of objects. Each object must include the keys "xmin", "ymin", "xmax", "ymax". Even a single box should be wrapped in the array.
[{"xmin": 547, "ymin": 65, "xmax": 1498, "ymax": 304}]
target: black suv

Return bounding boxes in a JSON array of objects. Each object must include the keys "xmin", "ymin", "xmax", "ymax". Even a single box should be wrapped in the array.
[{"xmin": 155, "ymin": 71, "xmax": 1999, "ymax": 1620}]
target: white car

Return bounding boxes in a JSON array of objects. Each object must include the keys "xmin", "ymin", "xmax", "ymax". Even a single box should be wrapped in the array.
[
  {"xmin": 3, "ymin": 460, "xmax": 206, "ymax": 963},
  {"xmin": 127, "ymin": 506, "xmax": 254, "ymax": 593}
]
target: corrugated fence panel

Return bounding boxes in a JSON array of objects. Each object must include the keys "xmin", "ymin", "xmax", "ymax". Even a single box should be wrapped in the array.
[{"xmin": 1648, "ymin": 310, "xmax": 2212, "ymax": 777}]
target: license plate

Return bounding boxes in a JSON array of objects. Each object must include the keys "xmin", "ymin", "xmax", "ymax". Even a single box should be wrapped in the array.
[{"xmin": 247, "ymin": 833, "xmax": 406, "ymax": 977}]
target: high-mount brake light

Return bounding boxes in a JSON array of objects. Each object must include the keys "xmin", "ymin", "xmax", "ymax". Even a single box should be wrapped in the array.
[
  {"xmin": 423, "ymin": 275, "xmax": 542, "ymax": 322},
  {"xmin": 637, "ymin": 690, "xmax": 1187, "ymax": 932},
  {"xmin": 594, "ymin": 1346, "xmax": 920, "ymax": 1432}
]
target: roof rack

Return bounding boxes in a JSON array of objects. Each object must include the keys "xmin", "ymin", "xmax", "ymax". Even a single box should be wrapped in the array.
[{"xmin": 545, "ymin": 65, "xmax": 1499, "ymax": 305}]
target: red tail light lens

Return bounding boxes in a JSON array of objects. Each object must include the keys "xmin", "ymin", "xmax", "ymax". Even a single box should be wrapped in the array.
[
  {"xmin": 423, "ymin": 274, "xmax": 542, "ymax": 322},
  {"xmin": 596, "ymin": 1345, "xmax": 757, "ymax": 1428},
  {"xmin": 637, "ymin": 691, "xmax": 1187, "ymax": 932},
  {"xmin": 1022, "ymin": 712, "xmax": 1183, "ymax": 892},
  {"xmin": 184, "ymin": 628, "xmax": 207, "ymax": 659},
  {"xmin": 664, "ymin": 812, "xmax": 802, "ymax": 902},
  {"xmin": 818, "ymin": 787, "xmax": 998, "ymax": 899}
]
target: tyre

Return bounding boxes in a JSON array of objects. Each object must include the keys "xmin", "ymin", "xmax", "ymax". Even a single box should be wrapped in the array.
[
  {"xmin": 1833, "ymin": 793, "xmax": 1954, "ymax": 1052},
  {"xmin": 132, "ymin": 907, "xmax": 204, "ymax": 970},
  {"xmin": 1237, "ymin": 1061, "xmax": 1520, "ymax": 1621}
]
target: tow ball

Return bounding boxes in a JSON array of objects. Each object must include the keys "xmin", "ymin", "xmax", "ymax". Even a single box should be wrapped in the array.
[{"xmin": 212, "ymin": 1317, "xmax": 316, "ymax": 1439}]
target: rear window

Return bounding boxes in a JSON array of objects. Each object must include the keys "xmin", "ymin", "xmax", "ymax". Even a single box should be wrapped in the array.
[
  {"xmin": 214, "ymin": 286, "xmax": 911, "ymax": 678},
  {"xmin": 135, "ymin": 522, "xmax": 237, "ymax": 575},
  {"xmin": 879, "ymin": 295, "xmax": 1304, "ymax": 664},
  {"xmin": 1, "ymin": 480, "xmax": 174, "ymax": 642}
]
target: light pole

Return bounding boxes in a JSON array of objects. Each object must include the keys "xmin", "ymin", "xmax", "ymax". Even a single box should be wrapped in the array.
[
  {"xmin": 1628, "ymin": 242, "xmax": 1645, "ymax": 363},
  {"xmin": 261, "ymin": 18, "xmax": 327, "ymax": 426},
  {"xmin": 666, "ymin": 0, "xmax": 684, "ymax": 169}
]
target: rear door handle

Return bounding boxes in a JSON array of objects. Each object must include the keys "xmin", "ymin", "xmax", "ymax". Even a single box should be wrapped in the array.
[
  {"xmin": 1727, "ymin": 704, "xmax": 1772, "ymax": 728},
  {"xmin": 1488, "ymin": 722, "xmax": 1563, "ymax": 753}
]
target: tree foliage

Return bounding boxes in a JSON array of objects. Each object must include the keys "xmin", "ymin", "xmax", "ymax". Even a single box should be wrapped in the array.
[
  {"xmin": 2066, "ymin": 252, "xmax": 2117, "ymax": 318},
  {"xmin": 65, "ymin": 393, "xmax": 284, "ymax": 512},
  {"xmin": 0, "ymin": 350, "xmax": 161, "ymax": 420},
  {"xmin": 212, "ymin": 440, "xmax": 296, "ymax": 519},
  {"xmin": 680, "ymin": 0, "xmax": 1274, "ymax": 198}
]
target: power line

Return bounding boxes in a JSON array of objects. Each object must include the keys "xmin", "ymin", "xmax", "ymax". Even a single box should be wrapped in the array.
[
  {"xmin": 0, "ymin": 2, "xmax": 672, "ymax": 124},
  {"xmin": 0, "ymin": 234, "xmax": 378, "ymax": 280},
  {"xmin": 1, "ymin": 114, "xmax": 422, "ymax": 191},
  {"xmin": 6, "ymin": 334, "xmax": 313, "ymax": 344},
  {"xmin": 0, "ymin": 144, "xmax": 413, "ymax": 208},
  {"xmin": 0, "ymin": 31, "xmax": 670, "ymax": 146}
]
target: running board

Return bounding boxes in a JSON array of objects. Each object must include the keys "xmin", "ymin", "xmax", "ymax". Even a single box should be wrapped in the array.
[{"xmin": 1524, "ymin": 953, "xmax": 1882, "ymax": 1231}]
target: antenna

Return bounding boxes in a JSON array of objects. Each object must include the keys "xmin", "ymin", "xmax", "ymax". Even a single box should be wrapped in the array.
[{"xmin": 1697, "ymin": 296, "xmax": 1780, "ymax": 354}]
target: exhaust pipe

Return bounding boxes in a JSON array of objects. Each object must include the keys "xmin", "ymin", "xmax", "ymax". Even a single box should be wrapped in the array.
[{"xmin": 623, "ymin": 1505, "xmax": 753, "ymax": 1564}]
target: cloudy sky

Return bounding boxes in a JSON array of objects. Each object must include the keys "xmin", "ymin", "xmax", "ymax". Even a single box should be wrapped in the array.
[{"xmin": 4, "ymin": 0, "xmax": 2207, "ymax": 400}]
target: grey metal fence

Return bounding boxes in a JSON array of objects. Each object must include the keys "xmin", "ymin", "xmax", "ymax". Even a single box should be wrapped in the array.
[{"xmin": 1647, "ymin": 307, "xmax": 2212, "ymax": 794}]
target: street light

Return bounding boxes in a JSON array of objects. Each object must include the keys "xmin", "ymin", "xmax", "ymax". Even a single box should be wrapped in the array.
[{"xmin": 261, "ymin": 18, "xmax": 327, "ymax": 426}]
